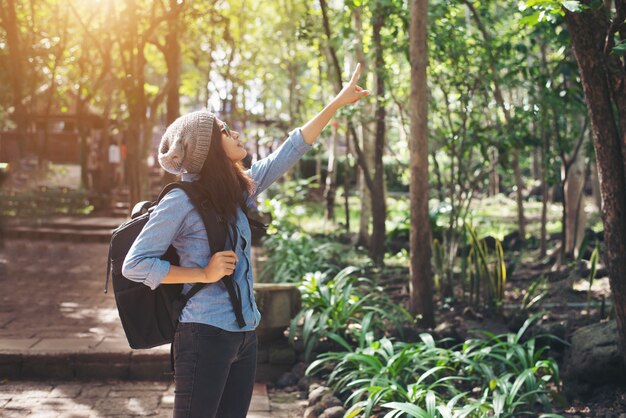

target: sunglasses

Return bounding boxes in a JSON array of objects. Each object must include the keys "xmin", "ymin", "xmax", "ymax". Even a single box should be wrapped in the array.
[{"xmin": 220, "ymin": 122, "xmax": 232, "ymax": 137}]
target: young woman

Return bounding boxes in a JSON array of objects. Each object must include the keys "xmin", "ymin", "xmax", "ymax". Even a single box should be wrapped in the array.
[{"xmin": 122, "ymin": 64, "xmax": 368, "ymax": 418}]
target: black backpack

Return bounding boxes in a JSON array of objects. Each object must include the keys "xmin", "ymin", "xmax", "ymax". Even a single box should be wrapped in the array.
[{"xmin": 104, "ymin": 181, "xmax": 263, "ymax": 349}]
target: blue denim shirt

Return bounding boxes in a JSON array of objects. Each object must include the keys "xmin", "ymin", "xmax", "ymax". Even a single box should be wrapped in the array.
[{"xmin": 122, "ymin": 127, "xmax": 312, "ymax": 331}]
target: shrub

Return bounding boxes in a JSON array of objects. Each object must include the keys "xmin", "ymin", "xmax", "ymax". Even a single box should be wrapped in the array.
[
  {"xmin": 307, "ymin": 313, "xmax": 563, "ymax": 418},
  {"xmin": 289, "ymin": 267, "xmax": 412, "ymax": 361},
  {"xmin": 0, "ymin": 186, "xmax": 93, "ymax": 217}
]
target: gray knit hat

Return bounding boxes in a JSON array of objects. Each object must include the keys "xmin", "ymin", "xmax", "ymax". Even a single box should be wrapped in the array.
[{"xmin": 158, "ymin": 110, "xmax": 215, "ymax": 175}]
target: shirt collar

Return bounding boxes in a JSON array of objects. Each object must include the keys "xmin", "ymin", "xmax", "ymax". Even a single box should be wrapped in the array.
[{"xmin": 181, "ymin": 172, "xmax": 200, "ymax": 182}]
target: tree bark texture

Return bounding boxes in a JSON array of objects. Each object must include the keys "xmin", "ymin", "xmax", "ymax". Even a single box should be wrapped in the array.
[
  {"xmin": 319, "ymin": 0, "xmax": 342, "ymax": 221},
  {"xmin": 1, "ymin": 0, "xmax": 29, "ymax": 158},
  {"xmin": 369, "ymin": 6, "xmax": 388, "ymax": 266},
  {"xmin": 409, "ymin": 0, "xmax": 435, "ymax": 327},
  {"xmin": 564, "ymin": 1, "xmax": 626, "ymax": 361},
  {"xmin": 324, "ymin": 126, "xmax": 337, "ymax": 220},
  {"xmin": 353, "ymin": 4, "xmax": 375, "ymax": 248}
]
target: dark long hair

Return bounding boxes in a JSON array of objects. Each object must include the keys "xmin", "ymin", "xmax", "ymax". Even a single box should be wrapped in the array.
[{"xmin": 197, "ymin": 122, "xmax": 255, "ymax": 221}]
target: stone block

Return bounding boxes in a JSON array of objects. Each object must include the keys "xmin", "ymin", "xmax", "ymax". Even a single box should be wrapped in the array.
[
  {"xmin": 567, "ymin": 320, "xmax": 626, "ymax": 385},
  {"xmin": 93, "ymin": 337, "xmax": 133, "ymax": 352},
  {"xmin": 249, "ymin": 393, "xmax": 270, "ymax": 412},
  {"xmin": 74, "ymin": 352, "xmax": 130, "ymax": 379},
  {"xmin": 269, "ymin": 346, "xmax": 296, "ymax": 365},
  {"xmin": 257, "ymin": 348, "xmax": 269, "ymax": 363},
  {"xmin": 0, "ymin": 353, "xmax": 22, "ymax": 379},
  {"xmin": 94, "ymin": 396, "xmax": 160, "ymax": 416},
  {"xmin": 49, "ymin": 384, "xmax": 83, "ymax": 398},
  {"xmin": 21, "ymin": 354, "xmax": 75, "ymax": 379},
  {"xmin": 254, "ymin": 283, "xmax": 301, "ymax": 343},
  {"xmin": 255, "ymin": 362, "xmax": 291, "ymax": 383},
  {"xmin": 29, "ymin": 338, "xmax": 100, "ymax": 352},
  {"xmin": 0, "ymin": 338, "xmax": 39, "ymax": 351},
  {"xmin": 129, "ymin": 352, "xmax": 172, "ymax": 380}
]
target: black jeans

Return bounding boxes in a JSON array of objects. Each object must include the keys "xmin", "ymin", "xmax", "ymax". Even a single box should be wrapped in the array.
[{"xmin": 173, "ymin": 322, "xmax": 257, "ymax": 418}]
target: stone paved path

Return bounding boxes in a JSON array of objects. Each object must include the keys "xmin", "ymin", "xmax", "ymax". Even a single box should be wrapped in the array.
[
  {"xmin": 0, "ymin": 380, "xmax": 283, "ymax": 417},
  {"xmin": 0, "ymin": 239, "xmax": 123, "ymax": 344},
  {"xmin": 0, "ymin": 237, "xmax": 295, "ymax": 415}
]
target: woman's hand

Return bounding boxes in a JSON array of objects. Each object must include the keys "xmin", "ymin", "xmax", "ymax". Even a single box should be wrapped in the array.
[
  {"xmin": 332, "ymin": 63, "xmax": 370, "ymax": 108},
  {"xmin": 301, "ymin": 62, "xmax": 370, "ymax": 144},
  {"xmin": 202, "ymin": 250, "xmax": 239, "ymax": 283}
]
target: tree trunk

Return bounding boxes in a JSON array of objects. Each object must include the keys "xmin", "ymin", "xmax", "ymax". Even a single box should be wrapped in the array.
[
  {"xmin": 123, "ymin": 0, "xmax": 148, "ymax": 204},
  {"xmin": 353, "ymin": 4, "xmax": 375, "ymax": 248},
  {"xmin": 540, "ymin": 123, "xmax": 549, "ymax": 258},
  {"xmin": 564, "ymin": 148, "xmax": 586, "ymax": 257},
  {"xmin": 161, "ymin": 0, "xmax": 183, "ymax": 186},
  {"xmin": 564, "ymin": 1, "xmax": 626, "ymax": 362},
  {"xmin": 539, "ymin": 42, "xmax": 550, "ymax": 258},
  {"xmin": 344, "ymin": 130, "xmax": 352, "ymax": 234},
  {"xmin": 165, "ymin": 0, "xmax": 182, "ymax": 124},
  {"xmin": 488, "ymin": 146, "xmax": 499, "ymax": 196},
  {"xmin": 409, "ymin": 0, "xmax": 434, "ymax": 327},
  {"xmin": 369, "ymin": 6, "xmax": 388, "ymax": 266},
  {"xmin": 319, "ymin": 0, "xmax": 342, "ymax": 216},
  {"xmin": 324, "ymin": 125, "xmax": 337, "ymax": 220},
  {"xmin": 1, "ymin": 0, "xmax": 28, "ymax": 158}
]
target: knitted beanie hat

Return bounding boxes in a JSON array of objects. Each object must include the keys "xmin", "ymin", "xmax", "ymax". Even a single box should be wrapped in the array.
[{"xmin": 158, "ymin": 110, "xmax": 215, "ymax": 175}]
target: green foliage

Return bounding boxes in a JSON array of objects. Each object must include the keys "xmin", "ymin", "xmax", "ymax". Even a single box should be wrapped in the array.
[
  {"xmin": 260, "ymin": 228, "xmax": 346, "ymax": 283},
  {"xmin": 0, "ymin": 186, "xmax": 93, "ymax": 217},
  {"xmin": 258, "ymin": 178, "xmax": 359, "ymax": 282},
  {"xmin": 299, "ymin": 155, "xmax": 409, "ymax": 193},
  {"xmin": 289, "ymin": 267, "xmax": 412, "ymax": 361},
  {"xmin": 308, "ymin": 313, "xmax": 563, "ymax": 418},
  {"xmin": 522, "ymin": 0, "xmax": 584, "ymax": 26},
  {"xmin": 465, "ymin": 223, "xmax": 507, "ymax": 314},
  {"xmin": 522, "ymin": 276, "xmax": 549, "ymax": 311}
]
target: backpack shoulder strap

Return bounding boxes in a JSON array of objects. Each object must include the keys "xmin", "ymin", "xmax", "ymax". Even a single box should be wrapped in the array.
[
  {"xmin": 156, "ymin": 182, "xmax": 188, "ymax": 203},
  {"xmin": 240, "ymin": 203, "xmax": 268, "ymax": 231},
  {"xmin": 174, "ymin": 181, "xmax": 246, "ymax": 328}
]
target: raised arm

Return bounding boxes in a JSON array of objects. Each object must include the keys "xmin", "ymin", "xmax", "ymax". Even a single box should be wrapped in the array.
[{"xmin": 245, "ymin": 63, "xmax": 369, "ymax": 204}]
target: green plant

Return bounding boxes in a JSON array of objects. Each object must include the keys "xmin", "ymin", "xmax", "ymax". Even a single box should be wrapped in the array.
[
  {"xmin": 465, "ymin": 223, "xmax": 507, "ymax": 314},
  {"xmin": 289, "ymin": 267, "xmax": 412, "ymax": 360},
  {"xmin": 308, "ymin": 313, "xmax": 563, "ymax": 418},
  {"xmin": 0, "ymin": 186, "xmax": 93, "ymax": 217},
  {"xmin": 258, "ymin": 190, "xmax": 355, "ymax": 282},
  {"xmin": 521, "ymin": 276, "xmax": 549, "ymax": 311}
]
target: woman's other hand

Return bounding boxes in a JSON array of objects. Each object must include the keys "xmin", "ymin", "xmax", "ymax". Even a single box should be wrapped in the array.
[{"xmin": 203, "ymin": 250, "xmax": 239, "ymax": 283}]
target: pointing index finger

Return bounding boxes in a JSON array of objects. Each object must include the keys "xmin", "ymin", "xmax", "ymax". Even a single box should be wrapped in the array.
[{"xmin": 350, "ymin": 63, "xmax": 362, "ymax": 85}]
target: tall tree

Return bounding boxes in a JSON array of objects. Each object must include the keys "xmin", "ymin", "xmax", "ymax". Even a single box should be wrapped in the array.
[
  {"xmin": 561, "ymin": 0, "xmax": 626, "ymax": 360},
  {"xmin": 0, "ymin": 0, "xmax": 28, "ymax": 157},
  {"xmin": 352, "ymin": 3, "xmax": 375, "ymax": 248},
  {"xmin": 368, "ymin": 1, "xmax": 389, "ymax": 265},
  {"xmin": 319, "ymin": 0, "xmax": 342, "ymax": 221},
  {"xmin": 409, "ymin": 0, "xmax": 434, "ymax": 327},
  {"xmin": 114, "ymin": 0, "xmax": 173, "ymax": 203}
]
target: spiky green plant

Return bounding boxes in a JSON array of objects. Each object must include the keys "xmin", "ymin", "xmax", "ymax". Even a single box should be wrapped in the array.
[
  {"xmin": 289, "ymin": 267, "xmax": 412, "ymax": 361},
  {"xmin": 465, "ymin": 223, "xmax": 507, "ymax": 314},
  {"xmin": 308, "ymin": 313, "xmax": 564, "ymax": 418}
]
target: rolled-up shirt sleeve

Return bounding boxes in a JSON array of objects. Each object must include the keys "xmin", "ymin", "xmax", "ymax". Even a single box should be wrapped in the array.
[
  {"xmin": 245, "ymin": 127, "xmax": 312, "ymax": 204},
  {"xmin": 122, "ymin": 189, "xmax": 191, "ymax": 290}
]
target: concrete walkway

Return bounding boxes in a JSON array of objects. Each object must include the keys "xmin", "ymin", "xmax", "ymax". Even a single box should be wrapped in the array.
[
  {"xmin": 0, "ymin": 380, "xmax": 273, "ymax": 417},
  {"xmin": 0, "ymin": 236, "xmax": 288, "ymax": 416}
]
